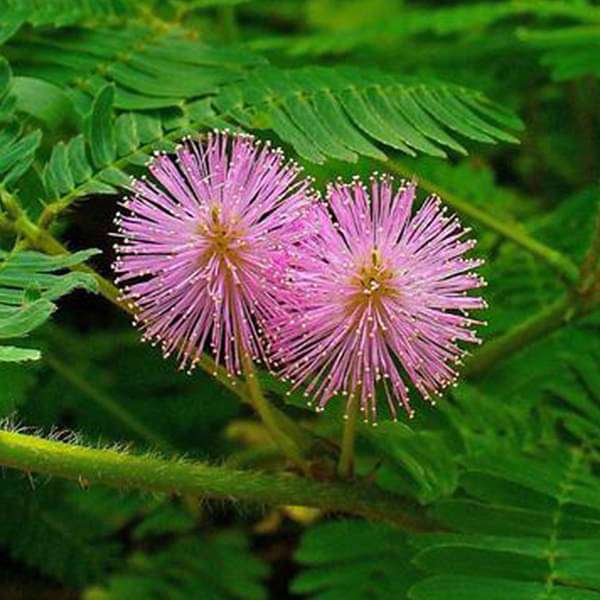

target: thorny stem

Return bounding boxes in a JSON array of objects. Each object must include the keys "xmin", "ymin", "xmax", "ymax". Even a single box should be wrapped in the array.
[
  {"xmin": 337, "ymin": 393, "xmax": 359, "ymax": 479},
  {"xmin": 387, "ymin": 160, "xmax": 580, "ymax": 284},
  {"xmin": 0, "ymin": 429, "xmax": 437, "ymax": 532}
]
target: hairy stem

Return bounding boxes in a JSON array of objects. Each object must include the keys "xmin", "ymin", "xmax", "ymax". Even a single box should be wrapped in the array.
[
  {"xmin": 3, "ymin": 191, "xmax": 319, "ymax": 461},
  {"xmin": 0, "ymin": 430, "xmax": 436, "ymax": 532},
  {"xmin": 337, "ymin": 394, "xmax": 359, "ymax": 479},
  {"xmin": 387, "ymin": 160, "xmax": 580, "ymax": 284}
]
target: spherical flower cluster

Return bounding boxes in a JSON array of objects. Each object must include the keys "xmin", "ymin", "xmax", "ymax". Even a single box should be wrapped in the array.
[
  {"xmin": 268, "ymin": 176, "xmax": 487, "ymax": 421},
  {"xmin": 113, "ymin": 131, "xmax": 316, "ymax": 376},
  {"xmin": 114, "ymin": 131, "xmax": 486, "ymax": 420}
]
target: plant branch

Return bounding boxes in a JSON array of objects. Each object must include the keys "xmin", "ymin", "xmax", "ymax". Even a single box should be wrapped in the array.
[
  {"xmin": 463, "ymin": 294, "xmax": 575, "ymax": 378},
  {"xmin": 44, "ymin": 351, "xmax": 175, "ymax": 453},
  {"xmin": 1, "ymin": 190, "xmax": 244, "ymax": 400},
  {"xmin": 466, "ymin": 204, "xmax": 600, "ymax": 378},
  {"xmin": 387, "ymin": 160, "xmax": 580, "ymax": 284},
  {"xmin": 337, "ymin": 393, "xmax": 359, "ymax": 479},
  {"xmin": 0, "ymin": 429, "xmax": 436, "ymax": 532},
  {"xmin": 242, "ymin": 354, "xmax": 311, "ymax": 472},
  {"xmin": 3, "ymin": 190, "xmax": 320, "ymax": 460}
]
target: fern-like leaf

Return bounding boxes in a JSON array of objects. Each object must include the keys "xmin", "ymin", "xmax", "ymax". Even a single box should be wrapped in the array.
[
  {"xmin": 365, "ymin": 423, "xmax": 459, "ymax": 504},
  {"xmin": 41, "ymin": 84, "xmax": 227, "ymax": 206},
  {"xmin": 519, "ymin": 26, "xmax": 600, "ymax": 80},
  {"xmin": 0, "ymin": 249, "xmax": 99, "ymax": 369},
  {"xmin": 293, "ymin": 520, "xmax": 419, "ymax": 599},
  {"xmin": 411, "ymin": 447, "xmax": 600, "ymax": 599},
  {"xmin": 213, "ymin": 66, "xmax": 523, "ymax": 163},
  {"xmin": 6, "ymin": 25, "xmax": 266, "ymax": 114},
  {"xmin": 251, "ymin": 1, "xmax": 600, "ymax": 58},
  {"xmin": 0, "ymin": 57, "xmax": 42, "ymax": 188},
  {"xmin": 0, "ymin": 474, "xmax": 130, "ymax": 588},
  {"xmin": 0, "ymin": 0, "xmax": 132, "ymax": 45},
  {"xmin": 87, "ymin": 516, "xmax": 269, "ymax": 600}
]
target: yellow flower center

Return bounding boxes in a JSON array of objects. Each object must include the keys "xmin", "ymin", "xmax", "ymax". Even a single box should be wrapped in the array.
[
  {"xmin": 198, "ymin": 206, "xmax": 245, "ymax": 261},
  {"xmin": 357, "ymin": 248, "xmax": 394, "ymax": 295},
  {"xmin": 345, "ymin": 247, "xmax": 396, "ymax": 316}
]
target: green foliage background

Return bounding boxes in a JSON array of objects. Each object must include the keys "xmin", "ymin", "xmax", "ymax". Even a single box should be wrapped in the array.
[{"xmin": 0, "ymin": 0, "xmax": 599, "ymax": 598}]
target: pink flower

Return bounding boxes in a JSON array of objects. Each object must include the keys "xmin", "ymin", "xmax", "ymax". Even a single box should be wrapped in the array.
[
  {"xmin": 113, "ymin": 131, "xmax": 316, "ymax": 376},
  {"xmin": 269, "ymin": 176, "xmax": 487, "ymax": 422}
]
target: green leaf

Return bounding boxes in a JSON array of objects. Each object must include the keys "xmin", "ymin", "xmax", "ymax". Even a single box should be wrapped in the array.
[
  {"xmin": 0, "ymin": 0, "xmax": 132, "ymax": 30},
  {"xmin": 44, "ymin": 141, "xmax": 75, "ymax": 198},
  {"xmin": 0, "ymin": 474, "xmax": 135, "ymax": 588},
  {"xmin": 88, "ymin": 84, "xmax": 117, "ymax": 169},
  {"xmin": 411, "ymin": 447, "xmax": 600, "ymax": 598},
  {"xmin": 293, "ymin": 520, "xmax": 419, "ymax": 599},
  {"xmin": 253, "ymin": 2, "xmax": 600, "ymax": 59},
  {"xmin": 520, "ymin": 26, "xmax": 600, "ymax": 81},
  {"xmin": 132, "ymin": 505, "xmax": 195, "ymax": 540},
  {"xmin": 12, "ymin": 77, "xmax": 76, "ymax": 128},
  {"xmin": 0, "ymin": 130, "xmax": 41, "ymax": 176},
  {"xmin": 0, "ymin": 298, "xmax": 56, "ymax": 339},
  {"xmin": 0, "ymin": 249, "xmax": 99, "ymax": 362},
  {"xmin": 367, "ymin": 423, "xmax": 458, "ymax": 503},
  {"xmin": 6, "ymin": 24, "xmax": 264, "ymax": 113},
  {"xmin": 213, "ymin": 66, "xmax": 523, "ymax": 163},
  {"xmin": 0, "ymin": 345, "xmax": 41, "ymax": 362},
  {"xmin": 409, "ymin": 576, "xmax": 600, "ymax": 600},
  {"xmin": 88, "ymin": 528, "xmax": 269, "ymax": 599}
]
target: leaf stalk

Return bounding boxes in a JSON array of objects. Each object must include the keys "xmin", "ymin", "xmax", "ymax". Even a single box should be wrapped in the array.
[{"xmin": 337, "ymin": 393, "xmax": 359, "ymax": 479}]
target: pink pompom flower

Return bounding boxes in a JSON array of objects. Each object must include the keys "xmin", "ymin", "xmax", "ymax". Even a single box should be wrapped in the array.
[
  {"xmin": 268, "ymin": 176, "xmax": 487, "ymax": 422},
  {"xmin": 113, "ymin": 131, "xmax": 316, "ymax": 377}
]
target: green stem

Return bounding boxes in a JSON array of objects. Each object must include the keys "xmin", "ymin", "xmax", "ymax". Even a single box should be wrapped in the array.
[
  {"xmin": 387, "ymin": 160, "xmax": 580, "ymax": 284},
  {"xmin": 219, "ymin": 5, "xmax": 239, "ymax": 42},
  {"xmin": 464, "ymin": 294, "xmax": 575, "ymax": 378},
  {"xmin": 337, "ymin": 393, "xmax": 359, "ymax": 479},
  {"xmin": 44, "ymin": 351, "xmax": 175, "ymax": 453},
  {"xmin": 3, "ymin": 190, "xmax": 320, "ymax": 461},
  {"xmin": 466, "ymin": 203, "xmax": 600, "ymax": 377},
  {"xmin": 3, "ymin": 192, "xmax": 321, "ymax": 458},
  {"xmin": 242, "ymin": 354, "xmax": 310, "ymax": 471},
  {"xmin": 0, "ymin": 430, "xmax": 436, "ymax": 532},
  {"xmin": 3, "ymin": 195, "xmax": 243, "ymax": 400}
]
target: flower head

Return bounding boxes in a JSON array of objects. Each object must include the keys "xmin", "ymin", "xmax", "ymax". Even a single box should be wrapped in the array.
[
  {"xmin": 113, "ymin": 131, "xmax": 316, "ymax": 376},
  {"xmin": 269, "ymin": 176, "xmax": 487, "ymax": 422}
]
